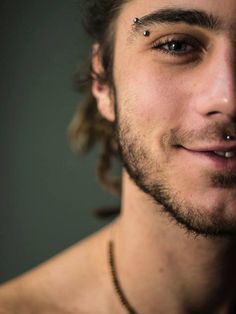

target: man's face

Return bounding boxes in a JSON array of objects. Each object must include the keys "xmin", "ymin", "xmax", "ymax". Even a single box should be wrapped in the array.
[{"xmin": 111, "ymin": 0, "xmax": 236, "ymax": 236}]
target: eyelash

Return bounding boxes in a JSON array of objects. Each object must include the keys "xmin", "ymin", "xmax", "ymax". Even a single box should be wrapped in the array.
[{"xmin": 151, "ymin": 35, "xmax": 204, "ymax": 57}]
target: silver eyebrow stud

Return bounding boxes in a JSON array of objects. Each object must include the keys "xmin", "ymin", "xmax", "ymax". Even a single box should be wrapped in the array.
[
  {"xmin": 133, "ymin": 17, "xmax": 141, "ymax": 24},
  {"xmin": 143, "ymin": 30, "xmax": 150, "ymax": 37},
  {"xmin": 133, "ymin": 17, "xmax": 151, "ymax": 37}
]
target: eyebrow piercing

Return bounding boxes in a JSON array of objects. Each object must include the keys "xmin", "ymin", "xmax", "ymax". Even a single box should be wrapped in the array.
[
  {"xmin": 133, "ymin": 17, "xmax": 151, "ymax": 37},
  {"xmin": 143, "ymin": 30, "xmax": 150, "ymax": 37},
  {"xmin": 133, "ymin": 17, "xmax": 141, "ymax": 24}
]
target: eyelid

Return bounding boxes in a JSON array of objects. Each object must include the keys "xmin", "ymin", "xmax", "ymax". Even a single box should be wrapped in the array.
[
  {"xmin": 148, "ymin": 33, "xmax": 207, "ymax": 65},
  {"xmin": 151, "ymin": 33, "xmax": 205, "ymax": 51}
]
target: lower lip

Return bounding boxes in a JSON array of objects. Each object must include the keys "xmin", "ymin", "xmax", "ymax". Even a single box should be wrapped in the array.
[{"xmin": 180, "ymin": 148, "xmax": 236, "ymax": 172}]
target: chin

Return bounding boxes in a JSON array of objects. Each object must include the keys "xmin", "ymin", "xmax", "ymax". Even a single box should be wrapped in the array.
[{"xmin": 165, "ymin": 192, "xmax": 236, "ymax": 237}]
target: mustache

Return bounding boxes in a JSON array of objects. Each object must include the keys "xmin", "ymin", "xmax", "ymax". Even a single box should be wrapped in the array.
[{"xmin": 166, "ymin": 122, "xmax": 236, "ymax": 146}]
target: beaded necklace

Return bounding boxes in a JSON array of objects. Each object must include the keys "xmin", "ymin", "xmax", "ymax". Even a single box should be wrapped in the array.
[{"xmin": 108, "ymin": 240, "xmax": 139, "ymax": 314}]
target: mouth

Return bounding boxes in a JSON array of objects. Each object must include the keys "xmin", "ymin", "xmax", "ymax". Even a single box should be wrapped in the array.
[
  {"xmin": 178, "ymin": 145, "xmax": 236, "ymax": 171},
  {"xmin": 212, "ymin": 150, "xmax": 236, "ymax": 158}
]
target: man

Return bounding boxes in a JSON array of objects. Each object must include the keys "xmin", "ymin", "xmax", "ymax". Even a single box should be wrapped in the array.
[{"xmin": 1, "ymin": 0, "xmax": 236, "ymax": 313}]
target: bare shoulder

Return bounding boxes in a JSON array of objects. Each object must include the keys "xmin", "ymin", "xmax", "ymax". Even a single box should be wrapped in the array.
[
  {"xmin": 0, "ymin": 281, "xmax": 18, "ymax": 314},
  {"xmin": 0, "ymin": 223, "xmax": 114, "ymax": 314}
]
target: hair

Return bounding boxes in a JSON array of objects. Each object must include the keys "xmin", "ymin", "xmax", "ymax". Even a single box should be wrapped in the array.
[{"xmin": 68, "ymin": 1, "xmax": 129, "ymax": 215}]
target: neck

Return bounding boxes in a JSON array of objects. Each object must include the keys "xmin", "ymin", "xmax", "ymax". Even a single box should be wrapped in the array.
[{"xmin": 112, "ymin": 171, "xmax": 236, "ymax": 314}]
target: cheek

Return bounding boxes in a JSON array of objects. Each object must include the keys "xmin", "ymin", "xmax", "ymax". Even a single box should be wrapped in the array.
[{"xmin": 118, "ymin": 65, "xmax": 189, "ymax": 127}]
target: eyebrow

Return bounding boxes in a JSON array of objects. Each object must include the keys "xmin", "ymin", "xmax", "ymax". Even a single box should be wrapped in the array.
[{"xmin": 132, "ymin": 8, "xmax": 223, "ymax": 34}]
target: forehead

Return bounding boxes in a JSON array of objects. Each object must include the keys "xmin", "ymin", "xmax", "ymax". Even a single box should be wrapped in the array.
[{"xmin": 117, "ymin": 0, "xmax": 236, "ymax": 32}]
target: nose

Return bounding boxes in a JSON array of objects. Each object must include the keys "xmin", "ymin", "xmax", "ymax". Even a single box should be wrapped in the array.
[{"xmin": 192, "ymin": 45, "xmax": 236, "ymax": 120}]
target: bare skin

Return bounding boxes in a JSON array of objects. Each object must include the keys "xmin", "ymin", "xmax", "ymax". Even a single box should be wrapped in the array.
[
  {"xmin": 2, "ymin": 0, "xmax": 236, "ymax": 313},
  {"xmin": 1, "ymin": 179, "xmax": 236, "ymax": 314},
  {"xmin": 0, "ymin": 224, "xmax": 120, "ymax": 314}
]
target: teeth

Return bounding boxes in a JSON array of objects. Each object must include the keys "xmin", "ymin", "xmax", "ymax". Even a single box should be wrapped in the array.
[
  {"xmin": 214, "ymin": 151, "xmax": 226, "ymax": 157},
  {"xmin": 214, "ymin": 151, "xmax": 236, "ymax": 158},
  {"xmin": 225, "ymin": 151, "xmax": 236, "ymax": 158}
]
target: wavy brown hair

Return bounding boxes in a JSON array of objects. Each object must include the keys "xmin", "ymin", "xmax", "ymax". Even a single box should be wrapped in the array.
[{"xmin": 69, "ymin": 1, "xmax": 129, "ymax": 211}]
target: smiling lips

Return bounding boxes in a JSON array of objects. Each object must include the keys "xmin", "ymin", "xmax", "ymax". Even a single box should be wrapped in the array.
[
  {"xmin": 178, "ymin": 145, "xmax": 236, "ymax": 171},
  {"xmin": 179, "ymin": 145, "xmax": 236, "ymax": 170},
  {"xmin": 182, "ymin": 143, "xmax": 236, "ymax": 159}
]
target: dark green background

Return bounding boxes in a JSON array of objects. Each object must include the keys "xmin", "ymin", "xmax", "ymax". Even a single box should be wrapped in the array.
[{"xmin": 0, "ymin": 0, "xmax": 118, "ymax": 283}]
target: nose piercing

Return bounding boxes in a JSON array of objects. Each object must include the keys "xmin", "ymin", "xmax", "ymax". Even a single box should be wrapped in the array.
[{"xmin": 226, "ymin": 135, "xmax": 232, "ymax": 140}]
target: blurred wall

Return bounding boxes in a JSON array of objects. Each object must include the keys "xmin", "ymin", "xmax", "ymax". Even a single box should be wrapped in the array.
[{"xmin": 0, "ymin": 0, "xmax": 118, "ymax": 283}]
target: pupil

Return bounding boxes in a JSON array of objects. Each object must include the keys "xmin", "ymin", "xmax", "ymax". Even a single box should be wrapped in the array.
[{"xmin": 170, "ymin": 42, "xmax": 183, "ymax": 51}]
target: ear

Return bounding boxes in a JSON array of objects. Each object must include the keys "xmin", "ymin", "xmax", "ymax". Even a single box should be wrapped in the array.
[{"xmin": 91, "ymin": 44, "xmax": 115, "ymax": 122}]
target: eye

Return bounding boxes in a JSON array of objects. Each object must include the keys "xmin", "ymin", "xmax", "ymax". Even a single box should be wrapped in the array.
[
  {"xmin": 158, "ymin": 41, "xmax": 193, "ymax": 54},
  {"xmin": 152, "ymin": 35, "xmax": 204, "ymax": 57}
]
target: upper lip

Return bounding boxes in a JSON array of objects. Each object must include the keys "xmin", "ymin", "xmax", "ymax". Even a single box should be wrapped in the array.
[{"xmin": 181, "ymin": 143, "xmax": 236, "ymax": 152}]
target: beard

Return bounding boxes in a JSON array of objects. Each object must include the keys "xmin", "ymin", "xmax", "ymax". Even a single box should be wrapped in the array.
[{"xmin": 114, "ymin": 105, "xmax": 236, "ymax": 238}]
